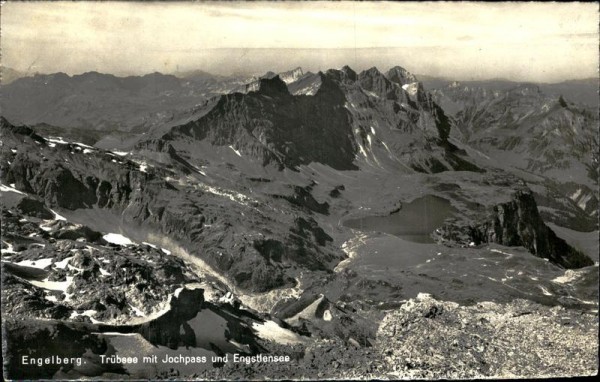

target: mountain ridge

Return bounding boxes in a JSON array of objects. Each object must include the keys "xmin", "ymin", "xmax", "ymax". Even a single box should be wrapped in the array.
[{"xmin": 1, "ymin": 62, "xmax": 598, "ymax": 380}]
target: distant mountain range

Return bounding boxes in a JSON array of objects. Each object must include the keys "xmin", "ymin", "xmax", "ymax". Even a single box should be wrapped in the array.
[
  {"xmin": 1, "ymin": 63, "xmax": 598, "ymax": 379},
  {"xmin": 418, "ymin": 75, "xmax": 599, "ymax": 107},
  {"xmin": 0, "ymin": 67, "xmax": 310, "ymax": 133},
  {"xmin": 2, "ymin": 66, "xmax": 595, "ymax": 141}
]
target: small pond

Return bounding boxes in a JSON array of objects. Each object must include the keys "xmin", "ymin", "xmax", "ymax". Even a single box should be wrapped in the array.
[{"xmin": 343, "ymin": 195, "xmax": 455, "ymax": 243}]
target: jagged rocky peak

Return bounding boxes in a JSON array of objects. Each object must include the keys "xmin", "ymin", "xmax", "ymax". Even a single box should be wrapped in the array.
[
  {"xmin": 324, "ymin": 66, "xmax": 357, "ymax": 84},
  {"xmin": 357, "ymin": 66, "xmax": 392, "ymax": 93},
  {"xmin": 313, "ymin": 72, "xmax": 348, "ymax": 103},
  {"xmin": 385, "ymin": 66, "xmax": 425, "ymax": 100},
  {"xmin": 278, "ymin": 67, "xmax": 304, "ymax": 84},
  {"xmin": 262, "ymin": 71, "xmax": 277, "ymax": 78},
  {"xmin": 245, "ymin": 67, "xmax": 305, "ymax": 92},
  {"xmin": 287, "ymin": 71, "xmax": 322, "ymax": 96},
  {"xmin": 360, "ymin": 66, "xmax": 384, "ymax": 77},
  {"xmin": 386, "ymin": 65, "xmax": 418, "ymax": 86},
  {"xmin": 486, "ymin": 189, "xmax": 594, "ymax": 268},
  {"xmin": 255, "ymin": 75, "xmax": 290, "ymax": 96},
  {"xmin": 340, "ymin": 65, "xmax": 358, "ymax": 81}
]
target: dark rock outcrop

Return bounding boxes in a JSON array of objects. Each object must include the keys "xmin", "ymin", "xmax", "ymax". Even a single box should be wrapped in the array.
[
  {"xmin": 16, "ymin": 197, "xmax": 54, "ymax": 219},
  {"xmin": 3, "ymin": 318, "xmax": 125, "ymax": 380},
  {"xmin": 476, "ymin": 190, "xmax": 593, "ymax": 268},
  {"xmin": 440, "ymin": 189, "xmax": 594, "ymax": 268},
  {"xmin": 256, "ymin": 75, "xmax": 290, "ymax": 96},
  {"xmin": 136, "ymin": 288, "xmax": 205, "ymax": 349},
  {"xmin": 54, "ymin": 224, "xmax": 103, "ymax": 242},
  {"xmin": 386, "ymin": 66, "xmax": 418, "ymax": 86},
  {"xmin": 163, "ymin": 74, "xmax": 358, "ymax": 171},
  {"xmin": 273, "ymin": 185, "xmax": 330, "ymax": 215}
]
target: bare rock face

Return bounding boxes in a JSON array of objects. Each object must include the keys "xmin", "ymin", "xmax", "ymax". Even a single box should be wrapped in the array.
[
  {"xmin": 163, "ymin": 74, "xmax": 358, "ymax": 171},
  {"xmin": 256, "ymin": 75, "xmax": 290, "ymax": 96},
  {"xmin": 477, "ymin": 189, "xmax": 593, "ymax": 268},
  {"xmin": 377, "ymin": 293, "xmax": 598, "ymax": 379},
  {"xmin": 386, "ymin": 65, "xmax": 419, "ymax": 86},
  {"xmin": 136, "ymin": 288, "xmax": 206, "ymax": 349},
  {"xmin": 437, "ymin": 187, "xmax": 593, "ymax": 269},
  {"xmin": 358, "ymin": 67, "xmax": 396, "ymax": 99},
  {"xmin": 143, "ymin": 65, "xmax": 480, "ymax": 174},
  {"xmin": 322, "ymin": 66, "xmax": 482, "ymax": 173},
  {"xmin": 16, "ymin": 197, "xmax": 54, "ymax": 219}
]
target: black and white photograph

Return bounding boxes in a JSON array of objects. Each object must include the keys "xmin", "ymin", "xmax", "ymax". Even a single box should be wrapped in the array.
[{"xmin": 1, "ymin": 1, "xmax": 598, "ymax": 380}]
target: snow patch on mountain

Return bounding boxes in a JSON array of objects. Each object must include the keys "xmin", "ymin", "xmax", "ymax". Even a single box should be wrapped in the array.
[
  {"xmin": 29, "ymin": 276, "xmax": 73, "ymax": 294},
  {"xmin": 54, "ymin": 256, "xmax": 73, "ymax": 269},
  {"xmin": 129, "ymin": 304, "xmax": 146, "ymax": 317},
  {"xmin": 402, "ymin": 82, "xmax": 420, "ymax": 96},
  {"xmin": 16, "ymin": 258, "xmax": 53, "ymax": 269},
  {"xmin": 103, "ymin": 233, "xmax": 135, "ymax": 246},
  {"xmin": 0, "ymin": 183, "xmax": 26, "ymax": 195},
  {"xmin": 552, "ymin": 269, "xmax": 583, "ymax": 285},
  {"xmin": 70, "ymin": 310, "xmax": 98, "ymax": 320},
  {"xmin": 1, "ymin": 242, "xmax": 17, "ymax": 254},
  {"xmin": 229, "ymin": 145, "xmax": 242, "ymax": 157},
  {"xmin": 47, "ymin": 137, "xmax": 68, "ymax": 144},
  {"xmin": 252, "ymin": 320, "xmax": 304, "ymax": 345},
  {"xmin": 50, "ymin": 209, "xmax": 67, "ymax": 221}
]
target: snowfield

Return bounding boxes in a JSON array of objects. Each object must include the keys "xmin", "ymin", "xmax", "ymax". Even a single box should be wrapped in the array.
[
  {"xmin": 252, "ymin": 320, "xmax": 304, "ymax": 345},
  {"xmin": 103, "ymin": 233, "xmax": 135, "ymax": 245}
]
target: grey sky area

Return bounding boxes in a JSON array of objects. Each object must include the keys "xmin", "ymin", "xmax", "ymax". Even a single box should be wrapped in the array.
[{"xmin": 1, "ymin": 1, "xmax": 598, "ymax": 82}]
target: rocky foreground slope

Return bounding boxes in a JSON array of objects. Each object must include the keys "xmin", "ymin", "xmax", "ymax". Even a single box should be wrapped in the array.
[
  {"xmin": 377, "ymin": 293, "xmax": 598, "ymax": 379},
  {"xmin": 193, "ymin": 293, "xmax": 598, "ymax": 380}
]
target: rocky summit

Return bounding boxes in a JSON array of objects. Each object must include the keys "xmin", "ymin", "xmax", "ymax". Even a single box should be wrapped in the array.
[{"xmin": 1, "ymin": 64, "xmax": 598, "ymax": 380}]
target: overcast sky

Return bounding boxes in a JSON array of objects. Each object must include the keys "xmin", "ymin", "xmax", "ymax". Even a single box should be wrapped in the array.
[{"xmin": 1, "ymin": 1, "xmax": 598, "ymax": 82}]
